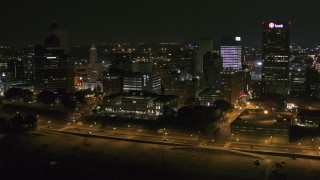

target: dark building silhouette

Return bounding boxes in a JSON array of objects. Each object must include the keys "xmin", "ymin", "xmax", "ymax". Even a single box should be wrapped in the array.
[
  {"xmin": 305, "ymin": 68, "xmax": 320, "ymax": 98},
  {"xmin": 262, "ymin": 21, "xmax": 290, "ymax": 95},
  {"xmin": 21, "ymin": 48, "xmax": 35, "ymax": 81},
  {"xmin": 220, "ymin": 71, "xmax": 245, "ymax": 104},
  {"xmin": 34, "ymin": 22, "xmax": 74, "ymax": 92},
  {"xmin": 7, "ymin": 58, "xmax": 24, "ymax": 80},
  {"xmin": 195, "ymin": 36, "xmax": 213, "ymax": 75},
  {"xmin": 203, "ymin": 52, "xmax": 223, "ymax": 88}
]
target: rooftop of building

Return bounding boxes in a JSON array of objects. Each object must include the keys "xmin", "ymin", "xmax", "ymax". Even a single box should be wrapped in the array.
[
  {"xmin": 232, "ymin": 113, "xmax": 290, "ymax": 128},
  {"xmin": 297, "ymin": 109, "xmax": 320, "ymax": 117},
  {"xmin": 154, "ymin": 95, "xmax": 177, "ymax": 102}
]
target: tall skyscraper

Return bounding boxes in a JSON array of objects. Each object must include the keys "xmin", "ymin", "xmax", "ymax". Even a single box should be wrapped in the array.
[
  {"xmin": 21, "ymin": 48, "xmax": 35, "ymax": 81},
  {"xmin": 262, "ymin": 21, "xmax": 290, "ymax": 94},
  {"xmin": 86, "ymin": 44, "xmax": 103, "ymax": 82},
  {"xmin": 34, "ymin": 22, "xmax": 74, "ymax": 92},
  {"xmin": 203, "ymin": 52, "xmax": 223, "ymax": 88},
  {"xmin": 195, "ymin": 36, "xmax": 213, "ymax": 75},
  {"xmin": 221, "ymin": 37, "xmax": 242, "ymax": 71},
  {"xmin": 45, "ymin": 21, "xmax": 69, "ymax": 54}
]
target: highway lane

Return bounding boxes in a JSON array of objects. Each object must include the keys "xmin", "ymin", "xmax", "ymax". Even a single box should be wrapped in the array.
[
  {"xmin": 39, "ymin": 122, "xmax": 201, "ymax": 146},
  {"xmin": 229, "ymin": 142, "xmax": 320, "ymax": 156}
]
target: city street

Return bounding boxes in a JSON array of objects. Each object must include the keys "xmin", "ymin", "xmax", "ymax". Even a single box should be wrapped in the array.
[{"xmin": 36, "ymin": 102, "xmax": 320, "ymax": 160}]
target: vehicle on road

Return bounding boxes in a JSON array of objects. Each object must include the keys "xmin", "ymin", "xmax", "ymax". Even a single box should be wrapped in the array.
[{"xmin": 254, "ymin": 160, "xmax": 260, "ymax": 166}]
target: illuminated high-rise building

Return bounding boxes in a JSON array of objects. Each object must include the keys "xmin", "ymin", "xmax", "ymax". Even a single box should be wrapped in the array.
[
  {"xmin": 221, "ymin": 37, "xmax": 242, "ymax": 71},
  {"xmin": 262, "ymin": 21, "xmax": 290, "ymax": 94}
]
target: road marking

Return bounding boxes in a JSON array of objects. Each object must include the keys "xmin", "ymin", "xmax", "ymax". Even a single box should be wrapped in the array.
[
  {"xmin": 223, "ymin": 142, "xmax": 232, "ymax": 149},
  {"xmin": 58, "ymin": 126, "xmax": 71, "ymax": 131},
  {"xmin": 264, "ymin": 161, "xmax": 272, "ymax": 180}
]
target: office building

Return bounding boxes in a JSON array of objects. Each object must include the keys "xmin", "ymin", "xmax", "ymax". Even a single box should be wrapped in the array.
[
  {"xmin": 195, "ymin": 36, "xmax": 213, "ymax": 74},
  {"xmin": 103, "ymin": 91, "xmax": 177, "ymax": 118},
  {"xmin": 221, "ymin": 37, "xmax": 242, "ymax": 71},
  {"xmin": 203, "ymin": 52, "xmax": 223, "ymax": 88},
  {"xmin": 262, "ymin": 21, "xmax": 290, "ymax": 94},
  {"xmin": 198, "ymin": 88, "xmax": 222, "ymax": 106},
  {"xmin": 34, "ymin": 23, "xmax": 74, "ymax": 92},
  {"xmin": 220, "ymin": 71, "xmax": 245, "ymax": 104},
  {"xmin": 123, "ymin": 74, "xmax": 161, "ymax": 95},
  {"xmin": 86, "ymin": 44, "xmax": 103, "ymax": 82}
]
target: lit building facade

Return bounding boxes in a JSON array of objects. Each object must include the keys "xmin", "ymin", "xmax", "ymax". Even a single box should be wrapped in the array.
[
  {"xmin": 82, "ymin": 81, "xmax": 103, "ymax": 92},
  {"xmin": 103, "ymin": 91, "xmax": 177, "ymax": 118},
  {"xmin": 221, "ymin": 37, "xmax": 242, "ymax": 71},
  {"xmin": 123, "ymin": 74, "xmax": 161, "ymax": 95},
  {"xmin": 199, "ymin": 88, "xmax": 222, "ymax": 106}
]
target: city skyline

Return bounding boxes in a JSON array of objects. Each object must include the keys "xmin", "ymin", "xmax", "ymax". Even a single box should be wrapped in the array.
[{"xmin": 1, "ymin": 0, "xmax": 320, "ymax": 48}]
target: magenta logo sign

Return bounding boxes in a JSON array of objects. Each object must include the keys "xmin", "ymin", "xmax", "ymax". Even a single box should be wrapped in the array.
[
  {"xmin": 269, "ymin": 22, "xmax": 283, "ymax": 29},
  {"xmin": 269, "ymin": 22, "xmax": 275, "ymax": 28}
]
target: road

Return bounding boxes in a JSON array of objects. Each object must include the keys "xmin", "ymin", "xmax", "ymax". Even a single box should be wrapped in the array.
[
  {"xmin": 204, "ymin": 107, "xmax": 245, "ymax": 147},
  {"xmin": 230, "ymin": 142, "xmax": 320, "ymax": 156},
  {"xmin": 38, "ymin": 121, "xmax": 201, "ymax": 146},
  {"xmin": 37, "ymin": 104, "xmax": 320, "ymax": 159}
]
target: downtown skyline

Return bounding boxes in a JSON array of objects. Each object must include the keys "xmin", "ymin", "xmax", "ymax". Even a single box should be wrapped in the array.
[{"xmin": 1, "ymin": 0, "xmax": 320, "ymax": 48}]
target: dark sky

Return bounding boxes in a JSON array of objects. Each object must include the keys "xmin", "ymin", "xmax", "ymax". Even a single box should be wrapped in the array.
[{"xmin": 1, "ymin": 0, "xmax": 319, "ymax": 48}]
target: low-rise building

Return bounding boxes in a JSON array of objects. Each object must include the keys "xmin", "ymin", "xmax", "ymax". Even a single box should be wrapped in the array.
[
  {"xmin": 293, "ymin": 109, "xmax": 320, "ymax": 127},
  {"xmin": 103, "ymin": 91, "xmax": 177, "ymax": 119},
  {"xmin": 231, "ymin": 113, "xmax": 290, "ymax": 143}
]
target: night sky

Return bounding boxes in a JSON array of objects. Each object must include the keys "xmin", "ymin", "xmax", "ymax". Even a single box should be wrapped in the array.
[{"xmin": 1, "ymin": 0, "xmax": 319, "ymax": 48}]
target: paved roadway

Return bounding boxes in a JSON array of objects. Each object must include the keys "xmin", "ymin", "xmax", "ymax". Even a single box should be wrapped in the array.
[
  {"xmin": 37, "ymin": 104, "xmax": 320, "ymax": 158},
  {"xmin": 229, "ymin": 142, "xmax": 320, "ymax": 156},
  {"xmin": 38, "ymin": 121, "xmax": 201, "ymax": 146}
]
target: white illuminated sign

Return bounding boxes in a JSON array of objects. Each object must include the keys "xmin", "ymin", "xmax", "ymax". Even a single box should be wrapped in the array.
[
  {"xmin": 46, "ymin": 57, "xmax": 57, "ymax": 59},
  {"xmin": 235, "ymin": 37, "xmax": 241, "ymax": 41},
  {"xmin": 269, "ymin": 22, "xmax": 284, "ymax": 29},
  {"xmin": 274, "ymin": 24, "xmax": 283, "ymax": 28}
]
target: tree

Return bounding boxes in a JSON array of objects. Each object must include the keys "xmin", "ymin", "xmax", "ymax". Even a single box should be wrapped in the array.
[
  {"xmin": 21, "ymin": 89, "xmax": 34, "ymax": 103},
  {"xmin": 214, "ymin": 100, "xmax": 232, "ymax": 113},
  {"xmin": 37, "ymin": 90, "xmax": 56, "ymax": 106},
  {"xmin": 0, "ymin": 117, "xmax": 8, "ymax": 130},
  {"xmin": 10, "ymin": 114, "xmax": 24, "ymax": 130},
  {"xmin": 4, "ymin": 88, "xmax": 22, "ymax": 102},
  {"xmin": 60, "ymin": 92, "xmax": 76, "ymax": 110},
  {"xmin": 75, "ymin": 90, "xmax": 86, "ymax": 104}
]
